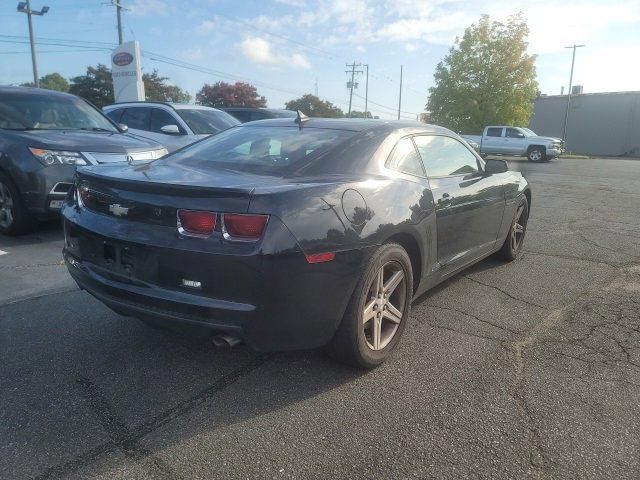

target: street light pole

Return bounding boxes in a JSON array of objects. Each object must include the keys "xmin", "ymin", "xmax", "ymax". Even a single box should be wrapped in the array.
[
  {"xmin": 561, "ymin": 44, "xmax": 585, "ymax": 143},
  {"xmin": 17, "ymin": 1, "xmax": 49, "ymax": 88}
]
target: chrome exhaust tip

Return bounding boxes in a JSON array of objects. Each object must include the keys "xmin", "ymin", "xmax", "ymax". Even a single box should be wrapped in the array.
[{"xmin": 212, "ymin": 333, "xmax": 242, "ymax": 348}]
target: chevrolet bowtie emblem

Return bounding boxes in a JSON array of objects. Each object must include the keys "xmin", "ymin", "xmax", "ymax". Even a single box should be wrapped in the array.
[{"xmin": 109, "ymin": 203, "xmax": 129, "ymax": 217}]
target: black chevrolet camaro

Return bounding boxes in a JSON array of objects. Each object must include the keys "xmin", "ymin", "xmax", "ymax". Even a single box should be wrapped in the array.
[{"xmin": 62, "ymin": 117, "xmax": 531, "ymax": 368}]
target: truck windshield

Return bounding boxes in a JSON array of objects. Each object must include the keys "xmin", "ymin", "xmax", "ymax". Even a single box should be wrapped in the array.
[
  {"xmin": 522, "ymin": 128, "xmax": 536, "ymax": 136},
  {"xmin": 0, "ymin": 92, "xmax": 118, "ymax": 132}
]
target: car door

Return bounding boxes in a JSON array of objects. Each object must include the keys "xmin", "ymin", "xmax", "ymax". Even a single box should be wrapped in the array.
[
  {"xmin": 504, "ymin": 127, "xmax": 526, "ymax": 155},
  {"xmin": 148, "ymin": 108, "xmax": 193, "ymax": 151},
  {"xmin": 483, "ymin": 127, "xmax": 505, "ymax": 153},
  {"xmin": 413, "ymin": 135, "xmax": 506, "ymax": 271},
  {"xmin": 120, "ymin": 107, "xmax": 152, "ymax": 139}
]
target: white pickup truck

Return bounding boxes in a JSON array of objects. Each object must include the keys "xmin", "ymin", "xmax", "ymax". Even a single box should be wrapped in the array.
[{"xmin": 463, "ymin": 126, "xmax": 564, "ymax": 162}]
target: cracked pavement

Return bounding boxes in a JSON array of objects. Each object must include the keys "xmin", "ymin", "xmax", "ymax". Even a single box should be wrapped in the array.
[{"xmin": 1, "ymin": 157, "xmax": 640, "ymax": 479}]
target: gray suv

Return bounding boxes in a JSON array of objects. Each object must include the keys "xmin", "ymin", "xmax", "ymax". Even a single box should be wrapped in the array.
[
  {"xmin": 103, "ymin": 102, "xmax": 239, "ymax": 152},
  {"xmin": 0, "ymin": 87, "xmax": 167, "ymax": 235}
]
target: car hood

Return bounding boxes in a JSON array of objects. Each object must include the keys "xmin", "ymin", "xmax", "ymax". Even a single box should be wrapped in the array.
[
  {"xmin": 532, "ymin": 135, "xmax": 562, "ymax": 143},
  {"xmin": 3, "ymin": 129, "xmax": 163, "ymax": 153}
]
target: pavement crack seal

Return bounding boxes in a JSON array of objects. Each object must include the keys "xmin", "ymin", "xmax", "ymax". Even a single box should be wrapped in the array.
[
  {"xmin": 422, "ymin": 303, "xmax": 519, "ymax": 336},
  {"xmin": 464, "ymin": 275, "xmax": 549, "ymax": 310},
  {"xmin": 509, "ymin": 306, "xmax": 569, "ymax": 479},
  {"xmin": 33, "ymin": 353, "xmax": 273, "ymax": 480}
]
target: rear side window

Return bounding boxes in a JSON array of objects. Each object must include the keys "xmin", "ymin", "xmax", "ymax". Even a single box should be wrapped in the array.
[
  {"xmin": 486, "ymin": 127, "xmax": 503, "ymax": 137},
  {"xmin": 165, "ymin": 126, "xmax": 356, "ymax": 173},
  {"xmin": 150, "ymin": 108, "xmax": 182, "ymax": 134},
  {"xmin": 121, "ymin": 107, "xmax": 151, "ymax": 131},
  {"xmin": 386, "ymin": 137, "xmax": 425, "ymax": 177},
  {"xmin": 105, "ymin": 108, "xmax": 124, "ymax": 123},
  {"xmin": 413, "ymin": 135, "xmax": 479, "ymax": 178}
]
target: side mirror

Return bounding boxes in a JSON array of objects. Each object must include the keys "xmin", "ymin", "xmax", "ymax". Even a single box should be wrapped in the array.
[
  {"xmin": 160, "ymin": 124, "xmax": 181, "ymax": 135},
  {"xmin": 485, "ymin": 159, "xmax": 509, "ymax": 174},
  {"xmin": 117, "ymin": 123, "xmax": 128, "ymax": 133}
]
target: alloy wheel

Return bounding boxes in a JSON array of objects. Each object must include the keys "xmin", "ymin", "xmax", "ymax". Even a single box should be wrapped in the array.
[
  {"xmin": 511, "ymin": 204, "xmax": 526, "ymax": 252},
  {"xmin": 362, "ymin": 261, "xmax": 407, "ymax": 351},
  {"xmin": 529, "ymin": 150, "xmax": 542, "ymax": 162},
  {"xmin": 0, "ymin": 181, "xmax": 14, "ymax": 229}
]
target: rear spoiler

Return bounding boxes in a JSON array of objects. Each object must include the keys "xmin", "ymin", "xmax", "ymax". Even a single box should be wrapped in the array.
[{"xmin": 75, "ymin": 169, "xmax": 254, "ymax": 198}]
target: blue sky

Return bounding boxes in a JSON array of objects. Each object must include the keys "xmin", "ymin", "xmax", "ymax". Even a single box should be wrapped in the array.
[{"xmin": 2, "ymin": 0, "xmax": 639, "ymax": 119}]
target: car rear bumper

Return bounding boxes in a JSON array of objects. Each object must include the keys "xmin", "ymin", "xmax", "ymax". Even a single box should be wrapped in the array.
[{"xmin": 62, "ymin": 217, "xmax": 370, "ymax": 352}]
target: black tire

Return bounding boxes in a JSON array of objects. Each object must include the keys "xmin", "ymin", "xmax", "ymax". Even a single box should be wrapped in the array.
[
  {"xmin": 326, "ymin": 243, "xmax": 413, "ymax": 369},
  {"xmin": 497, "ymin": 196, "xmax": 529, "ymax": 261},
  {"xmin": 0, "ymin": 172, "xmax": 35, "ymax": 236},
  {"xmin": 527, "ymin": 146, "xmax": 546, "ymax": 163}
]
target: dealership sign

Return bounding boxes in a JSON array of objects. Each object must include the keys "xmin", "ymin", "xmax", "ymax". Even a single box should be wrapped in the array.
[{"xmin": 111, "ymin": 41, "xmax": 145, "ymax": 103}]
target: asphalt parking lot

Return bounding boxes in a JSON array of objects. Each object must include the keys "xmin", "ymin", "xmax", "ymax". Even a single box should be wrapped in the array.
[{"xmin": 1, "ymin": 157, "xmax": 639, "ymax": 480}]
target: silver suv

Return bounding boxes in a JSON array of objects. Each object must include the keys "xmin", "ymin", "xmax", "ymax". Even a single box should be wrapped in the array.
[{"xmin": 103, "ymin": 102, "xmax": 240, "ymax": 152}]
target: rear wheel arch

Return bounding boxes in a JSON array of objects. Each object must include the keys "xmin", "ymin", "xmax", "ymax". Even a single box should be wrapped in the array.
[
  {"xmin": 384, "ymin": 232, "xmax": 422, "ymax": 293},
  {"xmin": 523, "ymin": 188, "xmax": 532, "ymax": 217}
]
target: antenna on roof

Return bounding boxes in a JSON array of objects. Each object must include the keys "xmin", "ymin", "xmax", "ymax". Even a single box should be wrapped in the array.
[{"xmin": 294, "ymin": 110, "xmax": 309, "ymax": 130}]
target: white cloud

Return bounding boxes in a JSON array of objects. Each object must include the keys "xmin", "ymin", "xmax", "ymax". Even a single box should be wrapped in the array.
[
  {"xmin": 128, "ymin": 0, "xmax": 169, "ymax": 16},
  {"xmin": 276, "ymin": 0, "xmax": 306, "ymax": 6},
  {"xmin": 197, "ymin": 20, "xmax": 216, "ymax": 36},
  {"xmin": 239, "ymin": 36, "xmax": 311, "ymax": 70}
]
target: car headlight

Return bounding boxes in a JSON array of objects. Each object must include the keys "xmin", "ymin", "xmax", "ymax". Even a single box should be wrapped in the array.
[{"xmin": 29, "ymin": 148, "xmax": 87, "ymax": 166}]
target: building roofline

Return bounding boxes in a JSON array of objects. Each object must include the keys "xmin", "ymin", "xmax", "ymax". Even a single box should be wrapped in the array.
[{"xmin": 537, "ymin": 90, "xmax": 640, "ymax": 99}]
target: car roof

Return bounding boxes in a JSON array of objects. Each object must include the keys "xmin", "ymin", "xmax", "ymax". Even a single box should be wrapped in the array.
[
  {"xmin": 0, "ymin": 85, "xmax": 80, "ymax": 100},
  {"xmin": 103, "ymin": 101, "xmax": 224, "ymax": 112},
  {"xmin": 239, "ymin": 117, "xmax": 452, "ymax": 134},
  {"xmin": 222, "ymin": 107, "xmax": 294, "ymax": 113}
]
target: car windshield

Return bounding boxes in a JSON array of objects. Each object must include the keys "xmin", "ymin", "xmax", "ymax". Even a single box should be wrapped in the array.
[
  {"xmin": 176, "ymin": 109, "xmax": 239, "ymax": 135},
  {"xmin": 0, "ymin": 92, "xmax": 118, "ymax": 132},
  {"xmin": 163, "ymin": 125, "xmax": 356, "ymax": 173}
]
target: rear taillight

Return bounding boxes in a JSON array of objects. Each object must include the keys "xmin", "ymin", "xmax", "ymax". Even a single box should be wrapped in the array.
[
  {"xmin": 177, "ymin": 210, "xmax": 217, "ymax": 237},
  {"xmin": 222, "ymin": 214, "xmax": 269, "ymax": 241}
]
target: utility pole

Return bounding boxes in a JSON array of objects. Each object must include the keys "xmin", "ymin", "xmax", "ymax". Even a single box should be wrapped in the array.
[
  {"xmin": 561, "ymin": 44, "xmax": 585, "ymax": 143},
  {"xmin": 345, "ymin": 61, "xmax": 363, "ymax": 117},
  {"xmin": 17, "ymin": 1, "xmax": 49, "ymax": 88},
  {"xmin": 364, "ymin": 64, "xmax": 369, "ymax": 118},
  {"xmin": 397, "ymin": 64, "xmax": 403, "ymax": 120},
  {"xmin": 110, "ymin": 1, "xmax": 126, "ymax": 44},
  {"xmin": 314, "ymin": 77, "xmax": 318, "ymax": 97}
]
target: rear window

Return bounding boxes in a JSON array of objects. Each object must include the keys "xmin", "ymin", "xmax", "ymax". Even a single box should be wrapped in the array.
[{"xmin": 163, "ymin": 126, "xmax": 356, "ymax": 173}]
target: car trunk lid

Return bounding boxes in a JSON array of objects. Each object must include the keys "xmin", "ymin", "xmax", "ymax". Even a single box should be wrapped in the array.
[{"xmin": 76, "ymin": 163, "xmax": 261, "ymax": 226}]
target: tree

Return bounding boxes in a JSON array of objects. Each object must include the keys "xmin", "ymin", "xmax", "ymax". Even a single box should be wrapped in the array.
[
  {"xmin": 22, "ymin": 72, "xmax": 70, "ymax": 92},
  {"xmin": 69, "ymin": 64, "xmax": 114, "ymax": 108},
  {"xmin": 196, "ymin": 81, "xmax": 266, "ymax": 108},
  {"xmin": 143, "ymin": 70, "xmax": 191, "ymax": 103},
  {"xmin": 427, "ymin": 14, "xmax": 538, "ymax": 133},
  {"xmin": 284, "ymin": 94, "xmax": 343, "ymax": 118}
]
